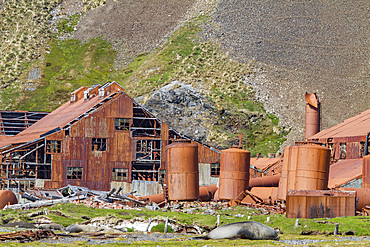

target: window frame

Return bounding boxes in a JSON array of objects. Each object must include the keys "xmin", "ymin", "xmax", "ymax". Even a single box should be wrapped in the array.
[
  {"xmin": 67, "ymin": 167, "xmax": 83, "ymax": 180},
  {"xmin": 91, "ymin": 138, "xmax": 107, "ymax": 151},
  {"xmin": 114, "ymin": 118, "xmax": 130, "ymax": 131},
  {"xmin": 112, "ymin": 168, "xmax": 128, "ymax": 181},
  {"xmin": 46, "ymin": 140, "xmax": 62, "ymax": 153}
]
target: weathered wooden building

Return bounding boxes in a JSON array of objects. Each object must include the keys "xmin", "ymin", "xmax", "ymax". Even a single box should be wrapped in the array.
[{"xmin": 0, "ymin": 82, "xmax": 220, "ymax": 194}]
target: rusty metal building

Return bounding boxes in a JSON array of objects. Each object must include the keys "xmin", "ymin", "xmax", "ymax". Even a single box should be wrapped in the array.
[
  {"xmin": 0, "ymin": 82, "xmax": 220, "ymax": 194},
  {"xmin": 308, "ymin": 108, "xmax": 370, "ymax": 160}
]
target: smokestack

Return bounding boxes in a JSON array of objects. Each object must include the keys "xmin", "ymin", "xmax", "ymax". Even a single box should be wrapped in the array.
[{"xmin": 305, "ymin": 92, "xmax": 320, "ymax": 139}]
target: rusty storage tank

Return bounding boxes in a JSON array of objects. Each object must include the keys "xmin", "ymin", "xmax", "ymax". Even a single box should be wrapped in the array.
[
  {"xmin": 218, "ymin": 147, "xmax": 250, "ymax": 200},
  {"xmin": 278, "ymin": 145, "xmax": 299, "ymax": 200},
  {"xmin": 363, "ymin": 155, "xmax": 370, "ymax": 189},
  {"xmin": 278, "ymin": 144, "xmax": 330, "ymax": 200},
  {"xmin": 305, "ymin": 92, "xmax": 320, "ymax": 139},
  {"xmin": 0, "ymin": 190, "xmax": 18, "ymax": 209},
  {"xmin": 165, "ymin": 142, "xmax": 199, "ymax": 201},
  {"xmin": 295, "ymin": 144, "xmax": 330, "ymax": 190}
]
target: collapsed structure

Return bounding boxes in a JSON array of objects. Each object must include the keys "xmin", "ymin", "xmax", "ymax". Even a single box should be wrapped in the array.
[{"xmin": 0, "ymin": 82, "xmax": 219, "ymax": 194}]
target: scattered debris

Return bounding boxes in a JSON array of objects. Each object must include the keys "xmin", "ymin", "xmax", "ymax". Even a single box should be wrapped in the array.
[{"xmin": 0, "ymin": 229, "xmax": 57, "ymax": 243}]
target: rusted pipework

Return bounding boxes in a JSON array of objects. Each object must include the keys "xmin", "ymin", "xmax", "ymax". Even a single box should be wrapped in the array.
[
  {"xmin": 199, "ymin": 184, "xmax": 218, "ymax": 201},
  {"xmin": 305, "ymin": 92, "xmax": 320, "ymax": 139},
  {"xmin": 0, "ymin": 190, "xmax": 18, "ymax": 209},
  {"xmin": 219, "ymin": 147, "xmax": 250, "ymax": 200},
  {"xmin": 363, "ymin": 155, "xmax": 370, "ymax": 189},
  {"xmin": 338, "ymin": 187, "xmax": 370, "ymax": 211},
  {"xmin": 278, "ymin": 144, "xmax": 331, "ymax": 200},
  {"xmin": 165, "ymin": 142, "xmax": 199, "ymax": 201},
  {"xmin": 139, "ymin": 184, "xmax": 218, "ymax": 204},
  {"xmin": 248, "ymin": 174, "xmax": 281, "ymax": 188}
]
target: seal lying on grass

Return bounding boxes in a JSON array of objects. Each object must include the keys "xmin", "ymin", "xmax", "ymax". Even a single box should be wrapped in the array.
[{"xmin": 196, "ymin": 221, "xmax": 279, "ymax": 240}]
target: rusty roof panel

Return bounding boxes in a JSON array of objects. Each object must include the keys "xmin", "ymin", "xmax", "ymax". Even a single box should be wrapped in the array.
[
  {"xmin": 0, "ymin": 84, "xmax": 124, "ymax": 149},
  {"xmin": 310, "ymin": 108, "xmax": 370, "ymax": 139},
  {"xmin": 250, "ymin": 157, "xmax": 282, "ymax": 170},
  {"xmin": 328, "ymin": 159, "xmax": 363, "ymax": 189}
]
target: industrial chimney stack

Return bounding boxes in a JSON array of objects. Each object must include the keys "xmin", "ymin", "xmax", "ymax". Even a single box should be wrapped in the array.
[{"xmin": 305, "ymin": 92, "xmax": 320, "ymax": 140}]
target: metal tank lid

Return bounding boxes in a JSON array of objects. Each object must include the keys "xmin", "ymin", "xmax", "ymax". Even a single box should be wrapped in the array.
[
  {"xmin": 164, "ymin": 140, "xmax": 197, "ymax": 150},
  {"xmin": 292, "ymin": 142, "xmax": 330, "ymax": 150},
  {"xmin": 222, "ymin": 146, "xmax": 250, "ymax": 153}
]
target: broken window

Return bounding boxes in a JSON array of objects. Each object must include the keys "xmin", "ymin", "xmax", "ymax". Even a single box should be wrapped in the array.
[
  {"xmin": 46, "ymin": 140, "xmax": 62, "ymax": 153},
  {"xmin": 92, "ymin": 138, "xmax": 107, "ymax": 151},
  {"xmin": 211, "ymin": 163, "xmax": 220, "ymax": 176},
  {"xmin": 136, "ymin": 139, "xmax": 161, "ymax": 161},
  {"xmin": 67, "ymin": 167, "xmax": 83, "ymax": 180},
  {"xmin": 339, "ymin": 143, "xmax": 346, "ymax": 159},
  {"xmin": 112, "ymin": 168, "xmax": 128, "ymax": 181},
  {"xmin": 114, "ymin": 118, "xmax": 130, "ymax": 130}
]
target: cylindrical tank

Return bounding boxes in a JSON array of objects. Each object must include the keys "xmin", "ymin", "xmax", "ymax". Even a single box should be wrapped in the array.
[
  {"xmin": 278, "ymin": 145, "xmax": 297, "ymax": 200},
  {"xmin": 295, "ymin": 145, "xmax": 330, "ymax": 190},
  {"xmin": 338, "ymin": 188, "xmax": 370, "ymax": 211},
  {"xmin": 305, "ymin": 92, "xmax": 320, "ymax": 139},
  {"xmin": 218, "ymin": 147, "xmax": 250, "ymax": 200},
  {"xmin": 249, "ymin": 174, "xmax": 280, "ymax": 188},
  {"xmin": 199, "ymin": 184, "xmax": 218, "ymax": 201},
  {"xmin": 363, "ymin": 155, "xmax": 370, "ymax": 189},
  {"xmin": 0, "ymin": 190, "xmax": 18, "ymax": 209},
  {"xmin": 165, "ymin": 143, "xmax": 199, "ymax": 201},
  {"xmin": 278, "ymin": 144, "xmax": 330, "ymax": 201}
]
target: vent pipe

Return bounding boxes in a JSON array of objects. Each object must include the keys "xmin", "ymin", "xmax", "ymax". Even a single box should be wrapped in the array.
[{"xmin": 305, "ymin": 92, "xmax": 320, "ymax": 140}]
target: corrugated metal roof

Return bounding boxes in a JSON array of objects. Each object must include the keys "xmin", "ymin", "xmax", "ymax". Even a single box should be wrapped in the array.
[
  {"xmin": 328, "ymin": 158, "xmax": 363, "ymax": 189},
  {"xmin": 250, "ymin": 157, "xmax": 282, "ymax": 170},
  {"xmin": 310, "ymin": 108, "xmax": 370, "ymax": 139},
  {"xmin": 0, "ymin": 85, "xmax": 123, "ymax": 149}
]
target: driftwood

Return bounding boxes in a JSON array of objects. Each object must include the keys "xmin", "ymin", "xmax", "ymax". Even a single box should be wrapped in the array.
[{"xmin": 0, "ymin": 229, "xmax": 57, "ymax": 242}]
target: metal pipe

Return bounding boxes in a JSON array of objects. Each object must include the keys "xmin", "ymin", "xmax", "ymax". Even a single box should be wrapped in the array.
[{"xmin": 249, "ymin": 174, "xmax": 281, "ymax": 188}]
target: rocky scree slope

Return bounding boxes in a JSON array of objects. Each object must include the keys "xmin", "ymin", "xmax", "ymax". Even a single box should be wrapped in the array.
[{"xmin": 202, "ymin": 0, "xmax": 370, "ymax": 145}]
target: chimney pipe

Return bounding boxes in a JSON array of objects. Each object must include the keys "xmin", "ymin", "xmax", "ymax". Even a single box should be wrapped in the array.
[{"xmin": 305, "ymin": 92, "xmax": 320, "ymax": 139}]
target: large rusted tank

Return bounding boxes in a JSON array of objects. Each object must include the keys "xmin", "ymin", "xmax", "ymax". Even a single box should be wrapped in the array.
[
  {"xmin": 0, "ymin": 190, "xmax": 18, "ymax": 209},
  {"xmin": 278, "ymin": 144, "xmax": 330, "ymax": 200},
  {"xmin": 199, "ymin": 184, "xmax": 218, "ymax": 201},
  {"xmin": 363, "ymin": 155, "xmax": 370, "ymax": 189},
  {"xmin": 165, "ymin": 142, "xmax": 199, "ymax": 201},
  {"xmin": 338, "ymin": 188, "xmax": 370, "ymax": 211},
  {"xmin": 305, "ymin": 92, "xmax": 320, "ymax": 139},
  {"xmin": 218, "ymin": 147, "xmax": 250, "ymax": 200}
]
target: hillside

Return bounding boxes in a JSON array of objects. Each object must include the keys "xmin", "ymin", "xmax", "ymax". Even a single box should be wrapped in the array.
[{"xmin": 0, "ymin": 0, "xmax": 369, "ymax": 154}]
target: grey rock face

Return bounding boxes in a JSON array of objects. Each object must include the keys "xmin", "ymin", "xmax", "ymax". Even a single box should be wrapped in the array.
[{"xmin": 141, "ymin": 81, "xmax": 220, "ymax": 144}]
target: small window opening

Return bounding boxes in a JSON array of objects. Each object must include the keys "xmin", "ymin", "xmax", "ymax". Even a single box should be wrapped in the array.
[
  {"xmin": 339, "ymin": 143, "xmax": 346, "ymax": 159},
  {"xmin": 92, "ymin": 138, "xmax": 107, "ymax": 151},
  {"xmin": 67, "ymin": 167, "xmax": 83, "ymax": 179},
  {"xmin": 211, "ymin": 163, "xmax": 220, "ymax": 176},
  {"xmin": 46, "ymin": 140, "xmax": 62, "ymax": 153},
  {"xmin": 115, "ymin": 118, "xmax": 130, "ymax": 130},
  {"xmin": 112, "ymin": 168, "xmax": 128, "ymax": 181}
]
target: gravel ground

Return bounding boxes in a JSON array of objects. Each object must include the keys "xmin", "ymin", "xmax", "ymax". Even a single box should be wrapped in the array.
[{"xmin": 202, "ymin": 0, "xmax": 370, "ymax": 146}]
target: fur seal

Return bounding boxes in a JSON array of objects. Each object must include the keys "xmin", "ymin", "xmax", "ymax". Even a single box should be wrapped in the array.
[{"xmin": 199, "ymin": 221, "xmax": 279, "ymax": 240}]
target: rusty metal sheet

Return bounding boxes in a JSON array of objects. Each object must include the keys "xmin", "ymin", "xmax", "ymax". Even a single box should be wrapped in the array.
[
  {"xmin": 286, "ymin": 190, "xmax": 356, "ymax": 218},
  {"xmin": 328, "ymin": 159, "xmax": 362, "ymax": 189},
  {"xmin": 363, "ymin": 155, "xmax": 370, "ymax": 188},
  {"xmin": 242, "ymin": 187, "xmax": 279, "ymax": 204},
  {"xmin": 309, "ymin": 108, "xmax": 370, "ymax": 140},
  {"xmin": 338, "ymin": 187, "xmax": 370, "ymax": 210},
  {"xmin": 219, "ymin": 147, "xmax": 250, "ymax": 200},
  {"xmin": 250, "ymin": 157, "xmax": 282, "ymax": 170}
]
